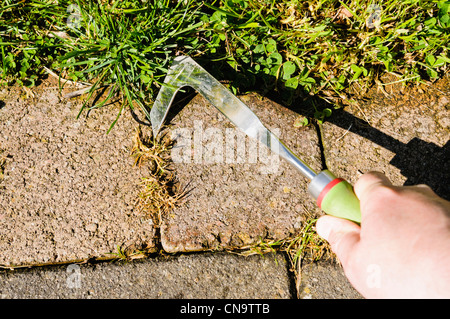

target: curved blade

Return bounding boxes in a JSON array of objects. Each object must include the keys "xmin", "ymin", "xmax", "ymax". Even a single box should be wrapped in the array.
[
  {"xmin": 149, "ymin": 56, "xmax": 316, "ymax": 180},
  {"xmin": 151, "ymin": 56, "xmax": 267, "ymax": 138}
]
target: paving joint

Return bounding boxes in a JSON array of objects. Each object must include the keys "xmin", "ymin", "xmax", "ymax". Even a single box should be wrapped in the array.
[{"xmin": 312, "ymin": 120, "xmax": 328, "ymax": 172}]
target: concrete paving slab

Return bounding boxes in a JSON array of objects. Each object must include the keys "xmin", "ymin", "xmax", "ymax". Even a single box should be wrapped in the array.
[
  {"xmin": 0, "ymin": 83, "xmax": 157, "ymax": 267},
  {"xmin": 298, "ymin": 261, "xmax": 362, "ymax": 299},
  {"xmin": 0, "ymin": 253, "xmax": 293, "ymax": 299},
  {"xmin": 321, "ymin": 76, "xmax": 449, "ymax": 199},
  {"xmin": 159, "ymin": 93, "xmax": 323, "ymax": 253}
]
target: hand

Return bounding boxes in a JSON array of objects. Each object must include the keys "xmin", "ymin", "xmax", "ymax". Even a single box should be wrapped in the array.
[{"xmin": 316, "ymin": 171, "xmax": 450, "ymax": 298}]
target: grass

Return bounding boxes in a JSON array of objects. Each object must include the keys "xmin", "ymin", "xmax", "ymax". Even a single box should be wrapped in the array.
[
  {"xmin": 1, "ymin": 0, "xmax": 449, "ymax": 126},
  {"xmin": 131, "ymin": 126, "xmax": 185, "ymax": 229},
  {"xmin": 210, "ymin": 0, "xmax": 450, "ymax": 102},
  {"xmin": 107, "ymin": 244, "xmax": 148, "ymax": 262}
]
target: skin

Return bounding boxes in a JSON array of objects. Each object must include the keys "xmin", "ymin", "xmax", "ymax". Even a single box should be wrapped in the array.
[{"xmin": 316, "ymin": 171, "xmax": 450, "ymax": 298}]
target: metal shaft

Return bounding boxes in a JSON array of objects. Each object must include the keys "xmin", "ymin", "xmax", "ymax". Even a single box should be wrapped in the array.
[{"xmin": 276, "ymin": 139, "xmax": 317, "ymax": 180}]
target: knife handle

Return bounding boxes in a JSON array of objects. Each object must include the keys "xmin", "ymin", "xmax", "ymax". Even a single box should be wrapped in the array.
[{"xmin": 308, "ymin": 170, "xmax": 361, "ymax": 224}]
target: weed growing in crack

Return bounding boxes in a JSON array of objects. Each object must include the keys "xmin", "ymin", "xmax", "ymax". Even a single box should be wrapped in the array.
[
  {"xmin": 0, "ymin": 155, "xmax": 5, "ymax": 188},
  {"xmin": 131, "ymin": 126, "xmax": 172, "ymax": 174},
  {"xmin": 138, "ymin": 174, "xmax": 185, "ymax": 227},
  {"xmin": 107, "ymin": 244, "xmax": 148, "ymax": 262},
  {"xmin": 232, "ymin": 216, "xmax": 334, "ymax": 297},
  {"xmin": 131, "ymin": 126, "xmax": 185, "ymax": 229}
]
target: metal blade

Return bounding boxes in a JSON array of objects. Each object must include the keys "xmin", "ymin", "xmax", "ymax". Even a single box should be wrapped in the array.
[{"xmin": 149, "ymin": 56, "xmax": 317, "ymax": 180}]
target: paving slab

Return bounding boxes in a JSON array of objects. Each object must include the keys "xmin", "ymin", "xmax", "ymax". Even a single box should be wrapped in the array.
[
  {"xmin": 321, "ymin": 76, "xmax": 449, "ymax": 197},
  {"xmin": 0, "ymin": 252, "xmax": 364, "ymax": 299},
  {"xmin": 0, "ymin": 83, "xmax": 157, "ymax": 267},
  {"xmin": 298, "ymin": 261, "xmax": 362, "ymax": 299},
  {"xmin": 0, "ymin": 253, "xmax": 293, "ymax": 299},
  {"xmin": 159, "ymin": 93, "xmax": 323, "ymax": 253}
]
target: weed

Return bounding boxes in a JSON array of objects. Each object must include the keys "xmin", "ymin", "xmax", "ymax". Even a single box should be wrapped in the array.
[
  {"xmin": 240, "ymin": 218, "xmax": 332, "ymax": 265},
  {"xmin": 237, "ymin": 237, "xmax": 286, "ymax": 257},
  {"xmin": 107, "ymin": 244, "xmax": 148, "ymax": 262},
  {"xmin": 0, "ymin": 153, "xmax": 5, "ymax": 181},
  {"xmin": 285, "ymin": 218, "xmax": 333, "ymax": 267},
  {"xmin": 130, "ymin": 126, "xmax": 185, "ymax": 227},
  {"xmin": 131, "ymin": 126, "xmax": 172, "ymax": 174},
  {"xmin": 138, "ymin": 174, "xmax": 185, "ymax": 226},
  {"xmin": 110, "ymin": 125, "xmax": 181, "ymax": 261},
  {"xmin": 234, "ymin": 216, "xmax": 333, "ymax": 287}
]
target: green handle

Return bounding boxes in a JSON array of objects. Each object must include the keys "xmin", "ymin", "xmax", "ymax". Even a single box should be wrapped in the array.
[
  {"xmin": 308, "ymin": 170, "xmax": 361, "ymax": 224},
  {"xmin": 320, "ymin": 180, "xmax": 361, "ymax": 224}
]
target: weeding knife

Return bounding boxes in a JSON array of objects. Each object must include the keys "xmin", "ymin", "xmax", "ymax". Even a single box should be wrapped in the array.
[{"xmin": 150, "ymin": 56, "xmax": 361, "ymax": 223}]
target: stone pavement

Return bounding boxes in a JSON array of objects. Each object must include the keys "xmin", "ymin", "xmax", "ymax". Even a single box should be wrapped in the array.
[
  {"xmin": 1, "ymin": 253, "xmax": 293, "ymax": 299},
  {"xmin": 0, "ymin": 253, "xmax": 361, "ymax": 299},
  {"xmin": 0, "ymin": 73, "xmax": 448, "ymax": 299}
]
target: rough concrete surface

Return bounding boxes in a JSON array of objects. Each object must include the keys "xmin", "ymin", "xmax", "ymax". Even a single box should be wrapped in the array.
[
  {"xmin": 0, "ymin": 253, "xmax": 292, "ymax": 299},
  {"xmin": 0, "ymin": 82, "xmax": 157, "ymax": 267},
  {"xmin": 160, "ymin": 93, "xmax": 323, "ymax": 253},
  {"xmin": 299, "ymin": 261, "xmax": 362, "ymax": 299}
]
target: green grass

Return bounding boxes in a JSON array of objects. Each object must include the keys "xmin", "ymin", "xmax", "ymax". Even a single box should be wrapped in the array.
[
  {"xmin": 1, "ymin": 0, "xmax": 449, "ymax": 127},
  {"xmin": 209, "ymin": 0, "xmax": 450, "ymax": 102}
]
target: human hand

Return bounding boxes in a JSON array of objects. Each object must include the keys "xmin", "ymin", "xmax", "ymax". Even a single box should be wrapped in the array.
[{"xmin": 316, "ymin": 171, "xmax": 450, "ymax": 298}]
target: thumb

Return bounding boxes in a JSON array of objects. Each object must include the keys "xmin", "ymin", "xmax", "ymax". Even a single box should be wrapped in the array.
[{"xmin": 316, "ymin": 215, "xmax": 361, "ymax": 266}]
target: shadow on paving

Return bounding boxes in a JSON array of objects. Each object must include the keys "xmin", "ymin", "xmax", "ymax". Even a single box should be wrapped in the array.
[{"xmin": 324, "ymin": 108, "xmax": 449, "ymax": 200}]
